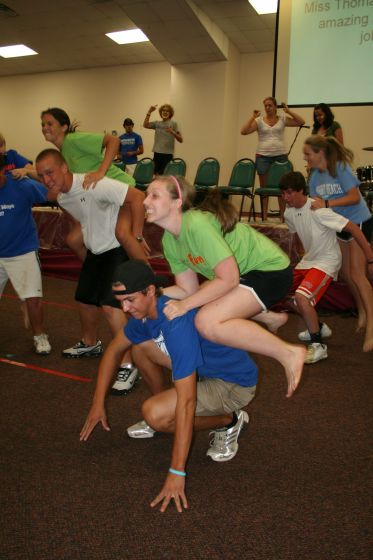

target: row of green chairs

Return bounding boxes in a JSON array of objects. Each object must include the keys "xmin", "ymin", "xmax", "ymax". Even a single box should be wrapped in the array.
[
  {"xmin": 132, "ymin": 156, "xmax": 293, "ymax": 222},
  {"xmin": 192, "ymin": 157, "xmax": 294, "ymax": 222},
  {"xmin": 132, "ymin": 157, "xmax": 187, "ymax": 191}
]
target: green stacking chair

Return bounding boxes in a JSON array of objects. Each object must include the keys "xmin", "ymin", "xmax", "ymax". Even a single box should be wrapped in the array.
[
  {"xmin": 163, "ymin": 157, "xmax": 187, "ymax": 177},
  {"xmin": 133, "ymin": 157, "xmax": 154, "ymax": 191},
  {"xmin": 254, "ymin": 160, "xmax": 293, "ymax": 222},
  {"xmin": 193, "ymin": 157, "xmax": 220, "ymax": 205},
  {"xmin": 219, "ymin": 158, "xmax": 256, "ymax": 221}
]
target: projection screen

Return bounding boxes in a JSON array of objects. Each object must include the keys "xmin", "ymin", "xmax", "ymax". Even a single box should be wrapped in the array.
[{"xmin": 274, "ymin": 0, "xmax": 373, "ymax": 106}]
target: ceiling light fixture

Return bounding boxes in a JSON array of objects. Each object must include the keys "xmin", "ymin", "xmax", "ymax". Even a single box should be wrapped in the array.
[
  {"xmin": 105, "ymin": 29, "xmax": 149, "ymax": 45},
  {"xmin": 0, "ymin": 44, "xmax": 38, "ymax": 58},
  {"xmin": 248, "ymin": 0, "xmax": 278, "ymax": 14}
]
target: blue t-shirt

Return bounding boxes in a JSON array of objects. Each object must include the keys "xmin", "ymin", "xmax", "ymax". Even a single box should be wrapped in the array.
[
  {"xmin": 0, "ymin": 175, "xmax": 47, "ymax": 257},
  {"xmin": 3, "ymin": 149, "xmax": 32, "ymax": 173},
  {"xmin": 119, "ymin": 132, "xmax": 143, "ymax": 165},
  {"xmin": 309, "ymin": 162, "xmax": 371, "ymax": 224},
  {"xmin": 124, "ymin": 295, "xmax": 258, "ymax": 387}
]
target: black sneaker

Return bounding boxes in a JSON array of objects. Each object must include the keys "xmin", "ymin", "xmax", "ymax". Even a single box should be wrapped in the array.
[
  {"xmin": 62, "ymin": 340, "xmax": 103, "ymax": 358},
  {"xmin": 110, "ymin": 365, "xmax": 139, "ymax": 395}
]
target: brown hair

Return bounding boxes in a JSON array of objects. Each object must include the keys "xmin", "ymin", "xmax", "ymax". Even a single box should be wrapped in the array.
[
  {"xmin": 279, "ymin": 171, "xmax": 307, "ymax": 193},
  {"xmin": 197, "ymin": 188, "xmax": 238, "ymax": 235},
  {"xmin": 41, "ymin": 108, "xmax": 79, "ymax": 134},
  {"xmin": 35, "ymin": 148, "xmax": 67, "ymax": 166},
  {"xmin": 154, "ymin": 176, "xmax": 238, "ymax": 234},
  {"xmin": 155, "ymin": 175, "xmax": 195, "ymax": 211},
  {"xmin": 304, "ymin": 135, "xmax": 353, "ymax": 177},
  {"xmin": 159, "ymin": 104, "xmax": 174, "ymax": 118}
]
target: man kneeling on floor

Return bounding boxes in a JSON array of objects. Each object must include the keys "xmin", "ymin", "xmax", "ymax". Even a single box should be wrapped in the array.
[{"xmin": 80, "ymin": 260, "xmax": 257, "ymax": 512}]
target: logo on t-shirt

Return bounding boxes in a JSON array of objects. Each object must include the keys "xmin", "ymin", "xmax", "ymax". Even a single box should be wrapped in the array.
[
  {"xmin": 187, "ymin": 253, "xmax": 205, "ymax": 266},
  {"xmin": 153, "ymin": 331, "xmax": 169, "ymax": 356}
]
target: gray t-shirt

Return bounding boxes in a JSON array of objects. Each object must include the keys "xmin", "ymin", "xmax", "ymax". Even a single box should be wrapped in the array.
[{"xmin": 148, "ymin": 119, "xmax": 179, "ymax": 154}]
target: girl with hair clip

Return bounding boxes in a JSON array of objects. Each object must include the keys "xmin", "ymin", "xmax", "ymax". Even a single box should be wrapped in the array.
[
  {"xmin": 312, "ymin": 103, "xmax": 344, "ymax": 145},
  {"xmin": 40, "ymin": 107, "xmax": 150, "ymax": 261},
  {"xmin": 144, "ymin": 175, "xmax": 306, "ymax": 398},
  {"xmin": 304, "ymin": 135, "xmax": 373, "ymax": 352}
]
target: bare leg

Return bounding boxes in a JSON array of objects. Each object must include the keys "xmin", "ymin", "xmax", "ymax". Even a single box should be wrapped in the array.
[
  {"xmin": 294, "ymin": 292, "xmax": 320, "ymax": 334},
  {"xmin": 343, "ymin": 240, "xmax": 373, "ymax": 352},
  {"xmin": 259, "ymin": 172, "xmax": 269, "ymax": 221},
  {"xmin": 26, "ymin": 297, "xmax": 45, "ymax": 336},
  {"xmin": 338, "ymin": 240, "xmax": 366, "ymax": 331},
  {"xmin": 19, "ymin": 299, "xmax": 30, "ymax": 329},
  {"xmin": 132, "ymin": 342, "xmax": 169, "ymax": 395},
  {"xmin": 195, "ymin": 287, "xmax": 306, "ymax": 398},
  {"xmin": 102, "ymin": 304, "xmax": 133, "ymax": 365},
  {"xmin": 253, "ymin": 310, "xmax": 288, "ymax": 333},
  {"xmin": 78, "ymin": 302, "xmax": 101, "ymax": 345}
]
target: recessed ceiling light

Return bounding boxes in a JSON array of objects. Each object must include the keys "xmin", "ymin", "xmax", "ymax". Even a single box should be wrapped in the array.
[
  {"xmin": 248, "ymin": 0, "xmax": 278, "ymax": 14},
  {"xmin": 0, "ymin": 44, "xmax": 38, "ymax": 58},
  {"xmin": 105, "ymin": 29, "xmax": 149, "ymax": 45}
]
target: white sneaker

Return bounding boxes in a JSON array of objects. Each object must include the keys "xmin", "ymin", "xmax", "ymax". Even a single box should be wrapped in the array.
[
  {"xmin": 206, "ymin": 410, "xmax": 249, "ymax": 462},
  {"xmin": 33, "ymin": 333, "xmax": 51, "ymax": 355},
  {"xmin": 110, "ymin": 365, "xmax": 139, "ymax": 395},
  {"xmin": 127, "ymin": 420, "xmax": 156, "ymax": 439},
  {"xmin": 304, "ymin": 343, "xmax": 328, "ymax": 364},
  {"xmin": 62, "ymin": 340, "xmax": 103, "ymax": 358},
  {"xmin": 298, "ymin": 323, "xmax": 332, "ymax": 342}
]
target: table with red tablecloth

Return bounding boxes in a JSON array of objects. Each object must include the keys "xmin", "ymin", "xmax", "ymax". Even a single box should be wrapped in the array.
[{"xmin": 33, "ymin": 208, "xmax": 356, "ymax": 311}]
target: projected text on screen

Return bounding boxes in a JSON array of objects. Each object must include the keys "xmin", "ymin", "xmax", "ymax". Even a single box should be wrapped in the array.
[{"xmin": 276, "ymin": 0, "xmax": 373, "ymax": 105}]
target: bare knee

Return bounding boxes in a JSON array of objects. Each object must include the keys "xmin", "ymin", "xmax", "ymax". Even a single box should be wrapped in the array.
[
  {"xmin": 101, "ymin": 305, "xmax": 116, "ymax": 321},
  {"xmin": 142, "ymin": 398, "xmax": 172, "ymax": 432},
  {"xmin": 195, "ymin": 310, "xmax": 219, "ymax": 341}
]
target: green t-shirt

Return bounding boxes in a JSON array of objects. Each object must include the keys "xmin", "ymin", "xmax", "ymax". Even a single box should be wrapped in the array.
[
  {"xmin": 61, "ymin": 131, "xmax": 135, "ymax": 186},
  {"xmin": 162, "ymin": 210, "xmax": 290, "ymax": 279}
]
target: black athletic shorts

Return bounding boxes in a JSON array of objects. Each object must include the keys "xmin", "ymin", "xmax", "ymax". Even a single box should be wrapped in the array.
[
  {"xmin": 239, "ymin": 264, "xmax": 293, "ymax": 309},
  {"xmin": 336, "ymin": 216, "xmax": 373, "ymax": 243},
  {"xmin": 75, "ymin": 246, "xmax": 128, "ymax": 308}
]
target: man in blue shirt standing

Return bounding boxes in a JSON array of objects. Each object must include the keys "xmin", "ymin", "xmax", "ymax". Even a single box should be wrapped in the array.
[
  {"xmin": 80, "ymin": 260, "xmax": 258, "ymax": 512},
  {"xmin": 0, "ymin": 153, "xmax": 51, "ymax": 354},
  {"xmin": 119, "ymin": 118, "xmax": 144, "ymax": 176}
]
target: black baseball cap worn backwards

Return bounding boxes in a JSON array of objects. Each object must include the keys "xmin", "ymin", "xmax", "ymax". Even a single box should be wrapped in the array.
[{"xmin": 112, "ymin": 260, "xmax": 163, "ymax": 295}]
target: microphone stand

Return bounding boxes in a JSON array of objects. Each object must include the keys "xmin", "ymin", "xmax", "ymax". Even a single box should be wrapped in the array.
[{"xmin": 288, "ymin": 125, "xmax": 310, "ymax": 156}]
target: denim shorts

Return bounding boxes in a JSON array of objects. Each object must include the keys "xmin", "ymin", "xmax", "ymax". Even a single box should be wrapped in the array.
[{"xmin": 255, "ymin": 154, "xmax": 288, "ymax": 176}]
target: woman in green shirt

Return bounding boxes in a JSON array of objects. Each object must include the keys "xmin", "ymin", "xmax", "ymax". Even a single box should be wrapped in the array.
[
  {"xmin": 144, "ymin": 175, "xmax": 306, "ymax": 398},
  {"xmin": 40, "ymin": 107, "xmax": 149, "ymax": 261}
]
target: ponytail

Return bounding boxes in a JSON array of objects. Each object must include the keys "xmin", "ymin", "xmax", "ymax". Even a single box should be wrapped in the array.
[{"xmin": 197, "ymin": 188, "xmax": 238, "ymax": 235}]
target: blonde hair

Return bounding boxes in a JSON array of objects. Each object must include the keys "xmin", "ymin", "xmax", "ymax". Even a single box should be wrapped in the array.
[
  {"xmin": 304, "ymin": 135, "xmax": 353, "ymax": 177},
  {"xmin": 263, "ymin": 96, "xmax": 278, "ymax": 107},
  {"xmin": 0, "ymin": 133, "xmax": 5, "ymax": 146}
]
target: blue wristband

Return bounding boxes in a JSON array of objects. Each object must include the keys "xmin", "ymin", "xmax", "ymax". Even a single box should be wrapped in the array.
[{"xmin": 169, "ymin": 468, "xmax": 186, "ymax": 477}]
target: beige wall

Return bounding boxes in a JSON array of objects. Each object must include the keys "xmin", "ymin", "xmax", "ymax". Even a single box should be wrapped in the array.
[{"xmin": 1, "ymin": 52, "xmax": 373, "ymax": 189}]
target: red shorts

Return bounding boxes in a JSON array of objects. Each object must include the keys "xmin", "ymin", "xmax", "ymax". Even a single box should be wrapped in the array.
[{"xmin": 291, "ymin": 268, "xmax": 333, "ymax": 307}]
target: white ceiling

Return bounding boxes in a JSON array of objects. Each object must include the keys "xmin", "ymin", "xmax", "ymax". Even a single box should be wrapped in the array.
[{"xmin": 0, "ymin": 0, "xmax": 277, "ymax": 76}]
